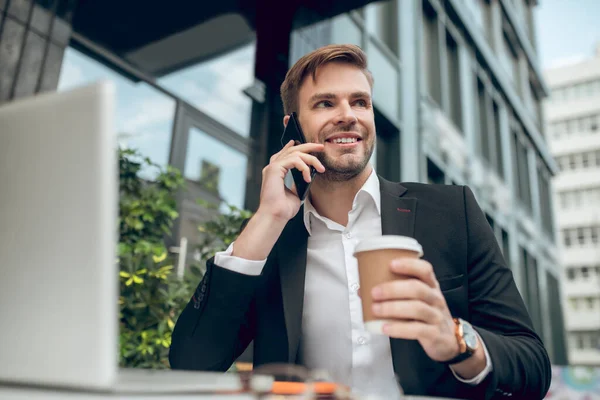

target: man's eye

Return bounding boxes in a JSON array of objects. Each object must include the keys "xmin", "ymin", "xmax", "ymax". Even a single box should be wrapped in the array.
[
  {"xmin": 355, "ymin": 99, "xmax": 368, "ymax": 107},
  {"xmin": 315, "ymin": 101, "xmax": 332, "ymax": 108}
]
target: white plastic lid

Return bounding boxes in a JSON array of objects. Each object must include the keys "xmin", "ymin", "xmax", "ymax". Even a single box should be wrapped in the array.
[{"xmin": 353, "ymin": 235, "xmax": 423, "ymax": 257}]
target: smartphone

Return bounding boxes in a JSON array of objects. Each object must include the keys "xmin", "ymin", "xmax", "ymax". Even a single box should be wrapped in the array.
[{"xmin": 280, "ymin": 112, "xmax": 317, "ymax": 201}]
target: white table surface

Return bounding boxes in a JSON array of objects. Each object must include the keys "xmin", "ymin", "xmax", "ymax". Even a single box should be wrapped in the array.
[{"xmin": 0, "ymin": 385, "xmax": 455, "ymax": 400}]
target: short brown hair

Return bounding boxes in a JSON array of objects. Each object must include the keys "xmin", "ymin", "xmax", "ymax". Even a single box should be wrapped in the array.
[{"xmin": 280, "ymin": 44, "xmax": 374, "ymax": 115}]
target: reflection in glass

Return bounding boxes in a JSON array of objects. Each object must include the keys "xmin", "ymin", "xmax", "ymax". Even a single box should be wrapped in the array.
[
  {"xmin": 367, "ymin": 41, "xmax": 399, "ymax": 122},
  {"xmin": 185, "ymin": 127, "xmax": 247, "ymax": 210},
  {"xmin": 158, "ymin": 43, "xmax": 256, "ymax": 138},
  {"xmin": 57, "ymin": 48, "xmax": 175, "ymax": 180},
  {"xmin": 330, "ymin": 14, "xmax": 363, "ymax": 47}
]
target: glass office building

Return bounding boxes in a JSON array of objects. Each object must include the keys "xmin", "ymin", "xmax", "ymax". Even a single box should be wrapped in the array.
[{"xmin": 0, "ymin": 0, "xmax": 567, "ymax": 364}]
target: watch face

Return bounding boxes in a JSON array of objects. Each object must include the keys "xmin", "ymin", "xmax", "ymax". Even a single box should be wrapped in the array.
[{"xmin": 461, "ymin": 320, "xmax": 478, "ymax": 350}]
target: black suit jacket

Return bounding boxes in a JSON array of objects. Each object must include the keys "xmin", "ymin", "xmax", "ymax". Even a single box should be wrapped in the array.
[{"xmin": 169, "ymin": 179, "xmax": 551, "ymax": 400}]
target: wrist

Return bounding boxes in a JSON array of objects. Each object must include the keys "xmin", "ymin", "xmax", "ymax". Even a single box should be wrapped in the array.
[
  {"xmin": 254, "ymin": 207, "xmax": 291, "ymax": 228},
  {"xmin": 231, "ymin": 209, "xmax": 288, "ymax": 261},
  {"xmin": 449, "ymin": 335, "xmax": 487, "ymax": 380}
]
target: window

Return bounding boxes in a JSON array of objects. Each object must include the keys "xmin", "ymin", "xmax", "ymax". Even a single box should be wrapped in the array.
[
  {"xmin": 567, "ymin": 269, "xmax": 575, "ymax": 280},
  {"xmin": 592, "ymin": 227, "xmax": 599, "ymax": 244},
  {"xmin": 446, "ymin": 30, "xmax": 462, "ymax": 130},
  {"xmin": 478, "ymin": 78, "xmax": 490, "ymax": 162},
  {"xmin": 552, "ymin": 79, "xmax": 600, "ymax": 103},
  {"xmin": 582, "ymin": 152, "xmax": 590, "ymax": 168},
  {"xmin": 577, "ymin": 228, "xmax": 585, "ymax": 245},
  {"xmin": 563, "ymin": 229, "xmax": 571, "ymax": 247},
  {"xmin": 423, "ymin": 2, "xmax": 442, "ymax": 106},
  {"xmin": 58, "ymin": 48, "xmax": 176, "ymax": 180},
  {"xmin": 578, "ymin": 117, "xmax": 587, "ymax": 132},
  {"xmin": 586, "ymin": 297, "xmax": 594, "ymax": 309},
  {"xmin": 538, "ymin": 168, "xmax": 553, "ymax": 235},
  {"xmin": 559, "ymin": 192, "xmax": 567, "ymax": 209},
  {"xmin": 582, "ymin": 267, "xmax": 589, "ymax": 278},
  {"xmin": 555, "ymin": 121, "xmax": 566, "ymax": 137},
  {"xmin": 576, "ymin": 334, "xmax": 584, "ymax": 350},
  {"xmin": 501, "ymin": 31, "xmax": 518, "ymax": 85},
  {"xmin": 493, "ymin": 100, "xmax": 504, "ymax": 178},
  {"xmin": 567, "ymin": 119, "xmax": 576, "ymax": 135},
  {"xmin": 516, "ymin": 135, "xmax": 532, "ymax": 210},
  {"xmin": 365, "ymin": 0, "xmax": 398, "ymax": 55},
  {"xmin": 501, "ymin": 229, "xmax": 511, "ymax": 265},
  {"xmin": 427, "ymin": 158, "xmax": 445, "ymax": 185},
  {"xmin": 591, "ymin": 334, "xmax": 599, "ymax": 351},
  {"xmin": 158, "ymin": 42, "xmax": 255, "ymax": 138},
  {"xmin": 520, "ymin": 252, "xmax": 543, "ymax": 336},
  {"xmin": 569, "ymin": 297, "xmax": 578, "ymax": 309},
  {"xmin": 184, "ymin": 127, "xmax": 248, "ymax": 210}
]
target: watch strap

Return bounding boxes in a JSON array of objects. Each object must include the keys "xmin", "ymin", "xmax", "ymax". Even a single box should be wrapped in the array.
[{"xmin": 439, "ymin": 318, "xmax": 476, "ymax": 365}]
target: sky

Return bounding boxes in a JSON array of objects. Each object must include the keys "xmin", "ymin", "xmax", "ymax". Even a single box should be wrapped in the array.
[{"xmin": 536, "ymin": 0, "xmax": 600, "ymax": 70}]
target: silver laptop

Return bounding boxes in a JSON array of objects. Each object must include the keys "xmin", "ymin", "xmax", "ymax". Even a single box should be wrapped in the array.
[{"xmin": 0, "ymin": 82, "xmax": 270, "ymax": 394}]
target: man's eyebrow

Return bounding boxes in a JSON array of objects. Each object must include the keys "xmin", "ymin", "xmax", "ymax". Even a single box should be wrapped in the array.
[
  {"xmin": 308, "ymin": 91, "xmax": 372, "ymax": 103},
  {"xmin": 349, "ymin": 91, "xmax": 371, "ymax": 99},
  {"xmin": 308, "ymin": 93, "xmax": 337, "ymax": 103}
]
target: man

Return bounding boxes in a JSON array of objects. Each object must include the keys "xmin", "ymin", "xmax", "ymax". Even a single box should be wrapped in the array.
[{"xmin": 169, "ymin": 44, "xmax": 551, "ymax": 400}]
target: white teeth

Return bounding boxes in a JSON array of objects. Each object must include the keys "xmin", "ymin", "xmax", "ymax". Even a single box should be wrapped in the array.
[{"xmin": 332, "ymin": 138, "xmax": 358, "ymax": 144}]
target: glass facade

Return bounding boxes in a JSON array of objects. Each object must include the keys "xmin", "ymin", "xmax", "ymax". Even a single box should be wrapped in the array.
[
  {"xmin": 158, "ymin": 42, "xmax": 256, "ymax": 138},
  {"xmin": 58, "ymin": 47, "xmax": 175, "ymax": 179},
  {"xmin": 184, "ymin": 126, "xmax": 247, "ymax": 209},
  {"xmin": 44, "ymin": 0, "xmax": 565, "ymax": 365}
]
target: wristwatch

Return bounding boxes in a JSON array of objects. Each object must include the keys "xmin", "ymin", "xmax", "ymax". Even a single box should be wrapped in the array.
[{"xmin": 439, "ymin": 318, "xmax": 479, "ymax": 365}]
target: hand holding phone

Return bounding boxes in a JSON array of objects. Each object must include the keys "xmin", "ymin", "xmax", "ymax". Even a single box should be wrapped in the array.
[
  {"xmin": 227, "ymin": 115, "xmax": 324, "ymax": 262},
  {"xmin": 280, "ymin": 112, "xmax": 318, "ymax": 200}
]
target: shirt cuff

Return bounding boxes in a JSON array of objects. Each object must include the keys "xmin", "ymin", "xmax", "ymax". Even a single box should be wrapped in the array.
[
  {"xmin": 450, "ymin": 331, "xmax": 493, "ymax": 385},
  {"xmin": 213, "ymin": 242, "xmax": 267, "ymax": 276}
]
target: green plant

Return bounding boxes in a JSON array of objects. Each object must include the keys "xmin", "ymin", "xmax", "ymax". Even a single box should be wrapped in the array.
[
  {"xmin": 118, "ymin": 148, "xmax": 190, "ymax": 369},
  {"xmin": 194, "ymin": 199, "xmax": 254, "ymax": 273},
  {"xmin": 118, "ymin": 148, "xmax": 254, "ymax": 369}
]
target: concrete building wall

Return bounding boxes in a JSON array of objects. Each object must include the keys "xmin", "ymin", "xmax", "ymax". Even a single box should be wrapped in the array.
[{"xmin": 544, "ymin": 44, "xmax": 600, "ymax": 367}]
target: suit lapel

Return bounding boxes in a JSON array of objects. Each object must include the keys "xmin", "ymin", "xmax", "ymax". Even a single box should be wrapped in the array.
[
  {"xmin": 277, "ymin": 208, "xmax": 309, "ymax": 363},
  {"xmin": 378, "ymin": 178, "xmax": 422, "ymax": 390},
  {"xmin": 379, "ymin": 178, "xmax": 416, "ymax": 238}
]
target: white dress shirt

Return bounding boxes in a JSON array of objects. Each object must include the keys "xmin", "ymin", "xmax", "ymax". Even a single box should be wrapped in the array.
[{"xmin": 214, "ymin": 170, "xmax": 492, "ymax": 397}]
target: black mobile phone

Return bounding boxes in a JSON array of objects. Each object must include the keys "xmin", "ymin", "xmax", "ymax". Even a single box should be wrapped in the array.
[{"xmin": 280, "ymin": 112, "xmax": 317, "ymax": 201}]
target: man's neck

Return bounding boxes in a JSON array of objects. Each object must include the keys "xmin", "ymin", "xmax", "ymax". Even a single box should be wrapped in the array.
[{"xmin": 308, "ymin": 165, "xmax": 373, "ymax": 227}]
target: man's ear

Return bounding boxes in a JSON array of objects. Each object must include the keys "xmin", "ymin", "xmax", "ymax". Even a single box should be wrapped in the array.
[{"xmin": 283, "ymin": 115, "xmax": 290, "ymax": 127}]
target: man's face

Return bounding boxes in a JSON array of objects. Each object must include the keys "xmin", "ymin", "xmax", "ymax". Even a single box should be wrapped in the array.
[{"xmin": 288, "ymin": 62, "xmax": 376, "ymax": 182}]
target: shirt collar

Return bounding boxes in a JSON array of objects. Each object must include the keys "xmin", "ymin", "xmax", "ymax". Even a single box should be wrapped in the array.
[{"xmin": 303, "ymin": 169, "xmax": 381, "ymax": 235}]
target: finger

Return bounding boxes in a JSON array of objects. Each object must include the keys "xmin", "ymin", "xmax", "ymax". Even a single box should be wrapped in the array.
[
  {"xmin": 288, "ymin": 142, "xmax": 325, "ymax": 154},
  {"xmin": 278, "ymin": 142, "xmax": 325, "ymax": 160},
  {"xmin": 295, "ymin": 152, "xmax": 325, "ymax": 173},
  {"xmin": 372, "ymin": 279, "xmax": 443, "ymax": 307},
  {"xmin": 381, "ymin": 320, "xmax": 435, "ymax": 340},
  {"xmin": 372, "ymin": 300, "xmax": 443, "ymax": 325},
  {"xmin": 271, "ymin": 140, "xmax": 296, "ymax": 163},
  {"xmin": 278, "ymin": 156, "xmax": 313, "ymax": 183},
  {"xmin": 390, "ymin": 258, "xmax": 438, "ymax": 289}
]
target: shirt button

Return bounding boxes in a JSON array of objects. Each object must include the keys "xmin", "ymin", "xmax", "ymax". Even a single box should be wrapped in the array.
[
  {"xmin": 350, "ymin": 283, "xmax": 360, "ymax": 292},
  {"xmin": 344, "ymin": 232, "xmax": 352, "ymax": 239},
  {"xmin": 357, "ymin": 337, "xmax": 366, "ymax": 345}
]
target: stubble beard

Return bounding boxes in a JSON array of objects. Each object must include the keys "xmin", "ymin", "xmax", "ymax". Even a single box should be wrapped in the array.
[{"xmin": 314, "ymin": 139, "xmax": 374, "ymax": 183}]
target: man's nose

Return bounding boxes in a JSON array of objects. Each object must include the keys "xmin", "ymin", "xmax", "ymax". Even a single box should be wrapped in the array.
[{"xmin": 335, "ymin": 102, "xmax": 358, "ymax": 126}]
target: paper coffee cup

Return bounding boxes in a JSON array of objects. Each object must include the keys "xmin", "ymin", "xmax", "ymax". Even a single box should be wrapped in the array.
[{"xmin": 353, "ymin": 236, "xmax": 423, "ymax": 335}]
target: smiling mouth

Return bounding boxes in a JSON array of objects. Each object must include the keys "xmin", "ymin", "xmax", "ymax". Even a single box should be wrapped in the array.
[{"xmin": 325, "ymin": 137, "xmax": 362, "ymax": 145}]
